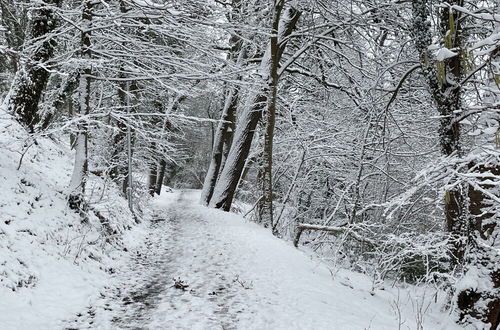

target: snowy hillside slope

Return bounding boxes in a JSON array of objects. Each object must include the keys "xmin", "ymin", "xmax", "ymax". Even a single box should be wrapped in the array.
[
  {"xmin": 0, "ymin": 108, "xmax": 144, "ymax": 329},
  {"xmin": 68, "ymin": 189, "xmax": 463, "ymax": 330}
]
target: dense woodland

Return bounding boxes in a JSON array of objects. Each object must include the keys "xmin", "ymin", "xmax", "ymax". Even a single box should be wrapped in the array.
[{"xmin": 0, "ymin": 0, "xmax": 499, "ymax": 328}]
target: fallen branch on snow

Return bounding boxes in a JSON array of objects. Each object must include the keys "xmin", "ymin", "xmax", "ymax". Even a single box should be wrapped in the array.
[{"xmin": 293, "ymin": 223, "xmax": 375, "ymax": 247}]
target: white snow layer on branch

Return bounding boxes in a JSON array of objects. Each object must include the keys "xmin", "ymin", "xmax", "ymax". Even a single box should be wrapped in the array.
[{"xmin": 435, "ymin": 48, "xmax": 458, "ymax": 61}]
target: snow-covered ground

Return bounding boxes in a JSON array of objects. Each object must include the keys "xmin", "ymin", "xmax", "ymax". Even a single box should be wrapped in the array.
[
  {"xmin": 0, "ymin": 109, "xmax": 144, "ymax": 330},
  {"xmin": 65, "ymin": 189, "xmax": 461, "ymax": 330},
  {"xmin": 0, "ymin": 107, "xmax": 463, "ymax": 329}
]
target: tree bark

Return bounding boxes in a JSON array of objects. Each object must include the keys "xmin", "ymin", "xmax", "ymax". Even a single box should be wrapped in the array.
[
  {"xmin": 148, "ymin": 143, "xmax": 158, "ymax": 196},
  {"xmin": 412, "ymin": 0, "xmax": 465, "ymax": 263},
  {"xmin": 121, "ymin": 81, "xmax": 138, "ymax": 207},
  {"xmin": 109, "ymin": 78, "xmax": 128, "ymax": 186},
  {"xmin": 457, "ymin": 162, "xmax": 500, "ymax": 328},
  {"xmin": 261, "ymin": 0, "xmax": 285, "ymax": 233},
  {"xmin": 68, "ymin": 0, "xmax": 93, "ymax": 213},
  {"xmin": 155, "ymin": 159, "xmax": 167, "ymax": 195},
  {"xmin": 293, "ymin": 223, "xmax": 375, "ymax": 248},
  {"xmin": 200, "ymin": 1, "xmax": 244, "ymax": 206},
  {"xmin": 154, "ymin": 95, "xmax": 184, "ymax": 195},
  {"xmin": 4, "ymin": 0, "xmax": 62, "ymax": 132},
  {"xmin": 209, "ymin": 4, "xmax": 300, "ymax": 211},
  {"xmin": 413, "ymin": 2, "xmax": 499, "ymax": 327},
  {"xmin": 200, "ymin": 87, "xmax": 239, "ymax": 205}
]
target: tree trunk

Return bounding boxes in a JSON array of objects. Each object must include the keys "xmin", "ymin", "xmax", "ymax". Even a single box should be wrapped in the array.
[
  {"xmin": 261, "ymin": 1, "xmax": 283, "ymax": 233},
  {"xmin": 412, "ymin": 0, "xmax": 465, "ymax": 264},
  {"xmin": 4, "ymin": 0, "xmax": 62, "ymax": 132},
  {"xmin": 125, "ymin": 92, "xmax": 134, "ymax": 210},
  {"xmin": 456, "ymin": 162, "xmax": 500, "ymax": 329},
  {"xmin": 109, "ymin": 78, "xmax": 128, "ymax": 186},
  {"xmin": 109, "ymin": 0, "xmax": 133, "ymax": 189},
  {"xmin": 68, "ymin": 0, "xmax": 92, "ymax": 213},
  {"xmin": 413, "ymin": 2, "xmax": 500, "ymax": 327},
  {"xmin": 155, "ymin": 159, "xmax": 167, "ymax": 195},
  {"xmin": 122, "ymin": 81, "xmax": 138, "ymax": 208},
  {"xmin": 153, "ymin": 95, "xmax": 184, "ymax": 195},
  {"xmin": 209, "ymin": 91, "xmax": 266, "ymax": 211},
  {"xmin": 68, "ymin": 95, "xmax": 76, "ymax": 149},
  {"xmin": 200, "ymin": 5, "xmax": 244, "ymax": 206},
  {"xmin": 209, "ymin": 4, "xmax": 300, "ymax": 211},
  {"xmin": 148, "ymin": 143, "xmax": 158, "ymax": 196},
  {"xmin": 200, "ymin": 87, "xmax": 239, "ymax": 205},
  {"xmin": 219, "ymin": 99, "xmax": 237, "ymax": 179}
]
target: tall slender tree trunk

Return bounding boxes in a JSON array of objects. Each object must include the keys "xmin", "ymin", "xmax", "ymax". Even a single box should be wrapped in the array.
[
  {"xmin": 125, "ymin": 88, "xmax": 134, "ymax": 211},
  {"xmin": 147, "ymin": 106, "xmax": 161, "ymax": 196},
  {"xmin": 219, "ymin": 94, "xmax": 237, "ymax": 178},
  {"xmin": 68, "ymin": 0, "xmax": 93, "ymax": 212},
  {"xmin": 148, "ymin": 143, "xmax": 158, "ymax": 196},
  {"xmin": 4, "ymin": 0, "xmax": 62, "ymax": 132},
  {"xmin": 110, "ymin": 1, "xmax": 136, "ymax": 195},
  {"xmin": 154, "ymin": 95, "xmax": 184, "ymax": 195},
  {"xmin": 121, "ymin": 81, "xmax": 138, "ymax": 208},
  {"xmin": 109, "ymin": 76, "xmax": 127, "ymax": 186},
  {"xmin": 200, "ymin": 4, "xmax": 245, "ymax": 206},
  {"xmin": 68, "ymin": 95, "xmax": 76, "ymax": 149},
  {"xmin": 200, "ymin": 87, "xmax": 239, "ymax": 205},
  {"xmin": 209, "ymin": 4, "xmax": 300, "ymax": 211},
  {"xmin": 261, "ymin": 0, "xmax": 283, "ymax": 233}
]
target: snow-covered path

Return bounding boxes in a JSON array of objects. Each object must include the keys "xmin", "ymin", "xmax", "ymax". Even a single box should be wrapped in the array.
[
  {"xmin": 113, "ymin": 190, "xmax": 259, "ymax": 330},
  {"xmin": 65, "ymin": 189, "xmax": 456, "ymax": 330}
]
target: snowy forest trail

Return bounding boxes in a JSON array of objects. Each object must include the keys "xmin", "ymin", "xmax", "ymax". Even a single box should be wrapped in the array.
[
  {"xmin": 65, "ymin": 190, "xmax": 453, "ymax": 330},
  {"xmin": 113, "ymin": 190, "xmax": 257, "ymax": 330}
]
